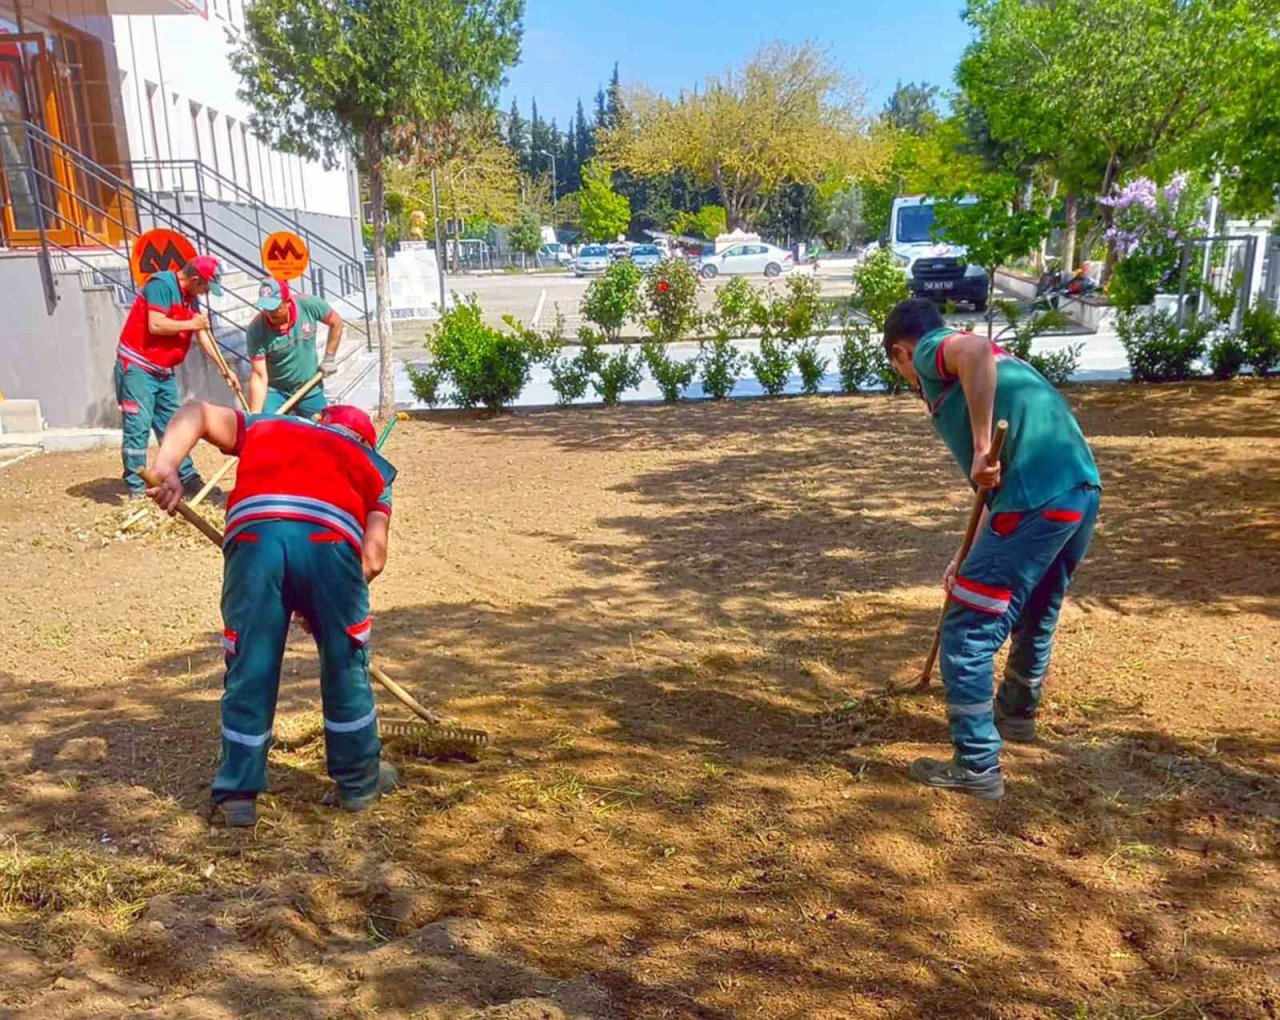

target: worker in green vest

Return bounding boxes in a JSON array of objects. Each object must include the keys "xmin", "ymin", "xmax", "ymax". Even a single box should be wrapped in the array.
[{"xmin": 246, "ymin": 278, "xmax": 345, "ymax": 418}]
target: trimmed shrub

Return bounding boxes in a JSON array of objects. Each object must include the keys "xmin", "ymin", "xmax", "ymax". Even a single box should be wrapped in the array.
[
  {"xmin": 407, "ymin": 298, "xmax": 548, "ymax": 412},
  {"xmin": 837, "ymin": 317, "xmax": 902, "ymax": 394},
  {"xmin": 1209, "ymin": 333, "xmax": 1248, "ymax": 380},
  {"xmin": 581, "ymin": 259, "xmax": 643, "ymax": 342},
  {"xmin": 642, "ymin": 341, "xmax": 697, "ymax": 402},
  {"xmin": 698, "ymin": 337, "xmax": 743, "ymax": 400},
  {"xmin": 850, "ymin": 247, "xmax": 910, "ymax": 330},
  {"xmin": 748, "ymin": 336, "xmax": 792, "ymax": 396},
  {"xmin": 708, "ymin": 276, "xmax": 764, "ymax": 340},
  {"xmin": 1241, "ymin": 303, "xmax": 1280, "ymax": 376},
  {"xmin": 1117, "ymin": 310, "xmax": 1210, "ymax": 383},
  {"xmin": 794, "ymin": 340, "xmax": 829, "ymax": 395},
  {"xmin": 759, "ymin": 274, "xmax": 828, "ymax": 344},
  {"xmin": 643, "ymin": 257, "xmax": 701, "ymax": 343},
  {"xmin": 593, "ymin": 346, "xmax": 644, "ymax": 406}
]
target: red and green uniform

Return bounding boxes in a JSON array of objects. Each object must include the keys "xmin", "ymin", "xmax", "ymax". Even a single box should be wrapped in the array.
[
  {"xmin": 915, "ymin": 328, "xmax": 1101, "ymax": 771},
  {"xmin": 246, "ymin": 295, "xmax": 336, "ymax": 418},
  {"xmin": 115, "ymin": 270, "xmax": 201, "ymax": 493},
  {"xmin": 214, "ymin": 412, "xmax": 395, "ymax": 804}
]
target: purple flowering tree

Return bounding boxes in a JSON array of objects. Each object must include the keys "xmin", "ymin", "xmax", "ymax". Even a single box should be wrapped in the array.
[{"xmin": 1100, "ymin": 172, "xmax": 1209, "ymax": 310}]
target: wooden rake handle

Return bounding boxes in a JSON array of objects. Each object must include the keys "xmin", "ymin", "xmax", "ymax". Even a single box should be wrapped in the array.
[
  {"xmin": 200, "ymin": 329, "xmax": 251, "ymax": 414},
  {"xmin": 187, "ymin": 371, "xmax": 327, "ymax": 509},
  {"xmin": 368, "ymin": 663, "xmax": 445, "ymax": 725},
  {"xmin": 912, "ymin": 419, "xmax": 1009, "ymax": 690},
  {"xmin": 138, "ymin": 467, "xmax": 225, "ymax": 546},
  {"xmin": 139, "ymin": 469, "xmax": 432, "ymax": 726}
]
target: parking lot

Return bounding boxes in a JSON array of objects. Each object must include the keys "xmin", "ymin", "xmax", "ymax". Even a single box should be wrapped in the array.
[{"xmin": 419, "ymin": 260, "xmax": 861, "ymax": 342}]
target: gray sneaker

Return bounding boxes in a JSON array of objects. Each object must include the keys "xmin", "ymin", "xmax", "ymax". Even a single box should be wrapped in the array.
[
  {"xmin": 337, "ymin": 762, "xmax": 400, "ymax": 812},
  {"xmin": 996, "ymin": 711, "xmax": 1037, "ymax": 744},
  {"xmin": 216, "ymin": 796, "xmax": 258, "ymax": 827},
  {"xmin": 908, "ymin": 758, "xmax": 1005, "ymax": 800}
]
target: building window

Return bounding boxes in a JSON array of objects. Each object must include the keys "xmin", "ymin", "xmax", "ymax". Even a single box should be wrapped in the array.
[
  {"xmin": 189, "ymin": 102, "xmax": 203, "ymax": 167},
  {"xmin": 240, "ymin": 124, "xmax": 254, "ymax": 196},
  {"xmin": 226, "ymin": 118, "xmax": 238, "ymax": 190}
]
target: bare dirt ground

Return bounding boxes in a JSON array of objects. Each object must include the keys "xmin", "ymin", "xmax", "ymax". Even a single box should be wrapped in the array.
[{"xmin": 1, "ymin": 381, "xmax": 1279, "ymax": 1019}]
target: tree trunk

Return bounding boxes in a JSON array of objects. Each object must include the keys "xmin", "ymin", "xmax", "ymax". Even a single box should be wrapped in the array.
[
  {"xmin": 367, "ymin": 126, "xmax": 395, "ymax": 419},
  {"xmin": 1037, "ymin": 177, "xmax": 1059, "ymax": 271},
  {"xmin": 1060, "ymin": 192, "xmax": 1079, "ymax": 277}
]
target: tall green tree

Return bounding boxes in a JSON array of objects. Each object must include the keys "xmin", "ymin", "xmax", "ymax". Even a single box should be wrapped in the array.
[
  {"xmin": 506, "ymin": 97, "xmax": 527, "ymax": 164},
  {"xmin": 882, "ymin": 81, "xmax": 939, "ymax": 136},
  {"xmin": 933, "ymin": 176, "xmax": 1050, "ymax": 331},
  {"xmin": 573, "ymin": 99, "xmax": 593, "ymax": 185},
  {"xmin": 232, "ymin": 0, "xmax": 523, "ymax": 415},
  {"xmin": 579, "ymin": 159, "xmax": 631, "ymax": 240},
  {"xmin": 602, "ymin": 42, "xmax": 890, "ymax": 228},
  {"xmin": 959, "ymin": 0, "xmax": 1264, "ymax": 273}
]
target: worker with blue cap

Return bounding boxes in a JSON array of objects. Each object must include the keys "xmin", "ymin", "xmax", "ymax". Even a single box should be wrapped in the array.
[{"xmin": 245, "ymin": 277, "xmax": 345, "ymax": 418}]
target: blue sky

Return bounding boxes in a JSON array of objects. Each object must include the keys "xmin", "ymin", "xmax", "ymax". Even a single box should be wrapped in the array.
[{"xmin": 501, "ymin": 0, "xmax": 975, "ymax": 128}]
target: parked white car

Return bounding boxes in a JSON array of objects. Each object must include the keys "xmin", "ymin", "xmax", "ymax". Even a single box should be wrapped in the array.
[
  {"xmin": 539, "ymin": 242, "xmax": 572, "ymax": 267},
  {"xmin": 573, "ymin": 245, "xmax": 612, "ymax": 276},
  {"xmin": 630, "ymin": 244, "xmax": 663, "ymax": 272},
  {"xmin": 699, "ymin": 243, "xmax": 793, "ymax": 279}
]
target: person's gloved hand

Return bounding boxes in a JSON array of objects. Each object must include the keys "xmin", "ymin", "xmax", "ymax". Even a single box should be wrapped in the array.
[{"xmin": 321, "ymin": 354, "xmax": 337, "ymax": 377}]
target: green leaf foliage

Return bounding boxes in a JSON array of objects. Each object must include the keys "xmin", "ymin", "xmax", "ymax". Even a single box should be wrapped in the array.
[
  {"xmin": 417, "ymin": 297, "xmax": 547, "ymax": 412},
  {"xmin": 579, "ymin": 160, "xmax": 631, "ymax": 241},
  {"xmin": 581, "ymin": 259, "xmax": 643, "ymax": 342},
  {"xmin": 231, "ymin": 0, "xmax": 523, "ymax": 170}
]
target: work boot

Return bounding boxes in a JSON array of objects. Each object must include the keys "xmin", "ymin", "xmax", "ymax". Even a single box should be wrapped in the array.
[
  {"xmin": 215, "ymin": 795, "xmax": 258, "ymax": 827},
  {"xmin": 995, "ymin": 710, "xmax": 1037, "ymax": 744},
  {"xmin": 182, "ymin": 475, "xmax": 207, "ymax": 499},
  {"xmin": 336, "ymin": 762, "xmax": 400, "ymax": 812},
  {"xmin": 908, "ymin": 758, "xmax": 1005, "ymax": 800}
]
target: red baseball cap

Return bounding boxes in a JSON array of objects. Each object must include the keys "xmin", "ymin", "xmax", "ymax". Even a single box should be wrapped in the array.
[
  {"xmin": 319, "ymin": 404, "xmax": 376, "ymax": 447},
  {"xmin": 189, "ymin": 255, "xmax": 224, "ymax": 295}
]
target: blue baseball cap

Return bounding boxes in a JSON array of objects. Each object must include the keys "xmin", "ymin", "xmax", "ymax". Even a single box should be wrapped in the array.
[{"xmin": 256, "ymin": 278, "xmax": 287, "ymax": 311}]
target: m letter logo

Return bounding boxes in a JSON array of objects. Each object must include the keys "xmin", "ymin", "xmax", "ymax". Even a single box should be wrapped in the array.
[
  {"xmin": 130, "ymin": 229, "xmax": 197, "ymax": 287},
  {"xmin": 261, "ymin": 231, "xmax": 310, "ymax": 282}
]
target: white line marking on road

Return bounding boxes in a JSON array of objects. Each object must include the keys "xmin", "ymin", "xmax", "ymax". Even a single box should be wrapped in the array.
[{"xmin": 530, "ymin": 288, "xmax": 547, "ymax": 328}]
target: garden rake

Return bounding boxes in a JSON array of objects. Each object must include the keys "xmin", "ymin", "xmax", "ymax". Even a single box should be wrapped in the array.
[
  {"xmin": 137, "ymin": 466, "xmax": 489, "ymax": 759},
  {"xmin": 891, "ymin": 419, "xmax": 1008, "ymax": 695}
]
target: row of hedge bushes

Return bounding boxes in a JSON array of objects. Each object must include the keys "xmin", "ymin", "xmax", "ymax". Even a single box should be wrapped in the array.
[
  {"xmin": 1117, "ymin": 302, "xmax": 1280, "ymax": 382},
  {"xmin": 406, "ymin": 250, "xmax": 1088, "ymax": 412}
]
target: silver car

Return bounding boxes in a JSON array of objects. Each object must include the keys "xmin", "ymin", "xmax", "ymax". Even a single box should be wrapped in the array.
[
  {"xmin": 630, "ymin": 244, "xmax": 662, "ymax": 272},
  {"xmin": 699, "ymin": 242, "xmax": 794, "ymax": 279},
  {"xmin": 573, "ymin": 245, "xmax": 612, "ymax": 276}
]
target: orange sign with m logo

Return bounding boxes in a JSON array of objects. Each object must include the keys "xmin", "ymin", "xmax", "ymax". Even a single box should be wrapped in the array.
[
  {"xmin": 262, "ymin": 231, "xmax": 310, "ymax": 281},
  {"xmin": 130, "ymin": 229, "xmax": 197, "ymax": 287}
]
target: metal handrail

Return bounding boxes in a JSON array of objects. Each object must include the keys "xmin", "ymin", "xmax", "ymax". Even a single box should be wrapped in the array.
[
  {"xmin": 130, "ymin": 158, "xmax": 362, "ymax": 271},
  {"xmin": 129, "ymin": 157, "xmax": 372, "ymax": 349},
  {"xmin": 5, "ymin": 120, "xmax": 256, "ymax": 365}
]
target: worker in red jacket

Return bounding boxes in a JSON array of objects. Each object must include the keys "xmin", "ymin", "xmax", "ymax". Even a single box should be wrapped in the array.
[
  {"xmin": 146, "ymin": 401, "xmax": 397, "ymax": 827},
  {"xmin": 116, "ymin": 257, "xmax": 243, "ymax": 497}
]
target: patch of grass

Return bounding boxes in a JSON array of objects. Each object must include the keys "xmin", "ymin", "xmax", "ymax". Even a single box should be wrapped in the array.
[
  {"xmin": 38, "ymin": 622, "xmax": 76, "ymax": 651},
  {"xmin": 0, "ymin": 844, "xmax": 201, "ymax": 926},
  {"xmin": 1101, "ymin": 840, "xmax": 1168, "ymax": 880},
  {"xmin": 503, "ymin": 772, "xmax": 645, "ymax": 818}
]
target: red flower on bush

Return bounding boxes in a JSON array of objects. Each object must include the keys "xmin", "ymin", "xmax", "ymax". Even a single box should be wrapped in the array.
[{"xmin": 658, "ymin": 280, "xmax": 670, "ymax": 293}]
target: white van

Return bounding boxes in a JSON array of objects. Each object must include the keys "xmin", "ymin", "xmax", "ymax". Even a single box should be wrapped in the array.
[{"xmin": 886, "ymin": 195, "xmax": 989, "ymax": 312}]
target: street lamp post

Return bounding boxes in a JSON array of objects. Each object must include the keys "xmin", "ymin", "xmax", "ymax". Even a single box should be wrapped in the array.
[{"xmin": 537, "ymin": 148, "xmax": 557, "ymax": 207}]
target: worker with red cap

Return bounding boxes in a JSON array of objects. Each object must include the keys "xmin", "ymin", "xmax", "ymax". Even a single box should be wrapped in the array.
[
  {"xmin": 116, "ymin": 256, "xmax": 244, "ymax": 498},
  {"xmin": 145, "ymin": 399, "xmax": 398, "ymax": 826}
]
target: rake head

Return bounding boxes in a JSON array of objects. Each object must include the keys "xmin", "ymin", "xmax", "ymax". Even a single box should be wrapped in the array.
[{"xmin": 380, "ymin": 718, "xmax": 489, "ymax": 760}]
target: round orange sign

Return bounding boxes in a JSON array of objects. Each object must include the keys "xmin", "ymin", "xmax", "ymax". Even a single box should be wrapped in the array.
[
  {"xmin": 130, "ymin": 229, "xmax": 197, "ymax": 287},
  {"xmin": 261, "ymin": 231, "xmax": 310, "ymax": 281}
]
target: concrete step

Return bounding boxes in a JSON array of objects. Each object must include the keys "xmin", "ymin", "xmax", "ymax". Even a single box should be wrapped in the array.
[{"xmin": 0, "ymin": 398, "xmax": 43, "ymax": 434}]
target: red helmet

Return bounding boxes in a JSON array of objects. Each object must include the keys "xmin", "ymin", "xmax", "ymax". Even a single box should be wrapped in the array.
[{"xmin": 319, "ymin": 404, "xmax": 376, "ymax": 446}]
